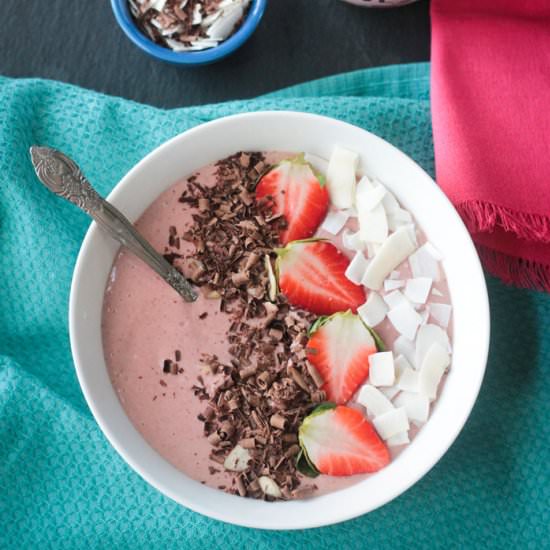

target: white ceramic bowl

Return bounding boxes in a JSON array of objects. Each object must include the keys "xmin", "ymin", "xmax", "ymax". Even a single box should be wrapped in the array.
[{"xmin": 70, "ymin": 112, "xmax": 490, "ymax": 530}]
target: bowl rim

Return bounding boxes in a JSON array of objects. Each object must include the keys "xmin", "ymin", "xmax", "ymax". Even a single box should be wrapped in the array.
[
  {"xmin": 110, "ymin": 0, "xmax": 267, "ymax": 65},
  {"xmin": 69, "ymin": 111, "xmax": 490, "ymax": 529}
]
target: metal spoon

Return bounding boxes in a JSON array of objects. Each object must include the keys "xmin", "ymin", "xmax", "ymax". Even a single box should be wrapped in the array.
[{"xmin": 29, "ymin": 146, "xmax": 197, "ymax": 302}]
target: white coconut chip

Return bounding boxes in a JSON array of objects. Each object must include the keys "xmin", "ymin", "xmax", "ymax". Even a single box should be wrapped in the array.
[
  {"xmin": 373, "ymin": 407, "xmax": 410, "ymax": 441},
  {"xmin": 393, "ymin": 336, "xmax": 417, "ymax": 368},
  {"xmin": 419, "ymin": 342, "xmax": 450, "ymax": 400},
  {"xmin": 366, "ymin": 242, "xmax": 382, "ymax": 258},
  {"xmin": 394, "ymin": 354, "xmax": 413, "ymax": 377},
  {"xmin": 357, "ymin": 385, "xmax": 394, "ymax": 417},
  {"xmin": 264, "ymin": 254, "xmax": 277, "ymax": 302},
  {"xmin": 303, "ymin": 152, "xmax": 329, "ymax": 175},
  {"xmin": 201, "ymin": 10, "xmax": 222, "ymax": 27},
  {"xmin": 386, "ymin": 431, "xmax": 410, "ymax": 446},
  {"xmin": 409, "ymin": 243, "xmax": 441, "ymax": 281},
  {"xmin": 206, "ymin": 3, "xmax": 243, "ymax": 40},
  {"xmin": 224, "ymin": 445, "xmax": 251, "ymax": 472},
  {"xmin": 393, "ymin": 391, "xmax": 430, "ymax": 424},
  {"xmin": 380, "ymin": 186, "xmax": 399, "ymax": 214},
  {"xmin": 368, "ymin": 351, "xmax": 395, "ymax": 386},
  {"xmin": 429, "ymin": 303, "xmax": 452, "ymax": 328},
  {"xmin": 387, "ymin": 302, "xmax": 422, "ymax": 341},
  {"xmin": 397, "ymin": 367, "xmax": 419, "ymax": 392},
  {"xmin": 150, "ymin": 0, "xmax": 167, "ymax": 10},
  {"xmin": 357, "ymin": 292, "xmax": 388, "ymax": 327},
  {"xmin": 326, "ymin": 145, "xmax": 359, "ymax": 209},
  {"xmin": 258, "ymin": 476, "xmax": 282, "ymax": 498},
  {"xmin": 345, "ymin": 251, "xmax": 370, "ymax": 285},
  {"xmin": 379, "ymin": 385, "xmax": 400, "ymax": 400},
  {"xmin": 383, "ymin": 290, "xmax": 410, "ymax": 310},
  {"xmin": 190, "ymin": 39, "xmax": 220, "ymax": 49},
  {"xmin": 355, "ymin": 176, "xmax": 387, "ymax": 211},
  {"xmin": 387, "ymin": 208, "xmax": 413, "ymax": 231},
  {"xmin": 419, "ymin": 308, "xmax": 430, "ymax": 325},
  {"xmin": 389, "ymin": 270, "xmax": 401, "ymax": 280},
  {"xmin": 404, "ymin": 277, "xmax": 433, "ymax": 304},
  {"xmin": 423, "ymin": 241, "xmax": 443, "ymax": 260},
  {"xmin": 361, "ymin": 226, "xmax": 417, "ymax": 290},
  {"xmin": 384, "ymin": 279, "xmax": 405, "ymax": 291},
  {"xmin": 355, "ymin": 177, "xmax": 388, "ymax": 244},
  {"xmin": 415, "ymin": 324, "xmax": 451, "ymax": 368},
  {"xmin": 431, "ymin": 288, "xmax": 444, "ymax": 297},
  {"xmin": 342, "ymin": 229, "xmax": 366, "ymax": 252},
  {"xmin": 321, "ymin": 209, "xmax": 349, "ymax": 235}
]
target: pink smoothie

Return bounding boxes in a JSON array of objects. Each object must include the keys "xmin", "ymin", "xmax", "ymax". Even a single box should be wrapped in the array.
[{"xmin": 102, "ymin": 152, "xmax": 452, "ymax": 498}]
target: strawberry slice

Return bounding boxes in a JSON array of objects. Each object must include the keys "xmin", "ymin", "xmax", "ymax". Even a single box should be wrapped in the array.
[
  {"xmin": 306, "ymin": 312, "xmax": 379, "ymax": 404},
  {"xmin": 298, "ymin": 404, "xmax": 390, "ymax": 476},
  {"xmin": 276, "ymin": 240, "xmax": 366, "ymax": 315},
  {"xmin": 256, "ymin": 155, "xmax": 329, "ymax": 244}
]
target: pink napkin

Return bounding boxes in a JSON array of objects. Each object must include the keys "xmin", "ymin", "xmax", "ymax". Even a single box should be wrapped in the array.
[{"xmin": 431, "ymin": 0, "xmax": 550, "ymax": 291}]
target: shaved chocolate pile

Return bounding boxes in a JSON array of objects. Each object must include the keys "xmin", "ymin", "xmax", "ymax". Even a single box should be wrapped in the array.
[
  {"xmin": 129, "ymin": 0, "xmax": 250, "ymax": 52},
  {"xmin": 169, "ymin": 152, "xmax": 326, "ymax": 500}
]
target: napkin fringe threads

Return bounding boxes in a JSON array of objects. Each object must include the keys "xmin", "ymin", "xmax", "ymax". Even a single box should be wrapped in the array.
[{"xmin": 458, "ymin": 199, "xmax": 550, "ymax": 291}]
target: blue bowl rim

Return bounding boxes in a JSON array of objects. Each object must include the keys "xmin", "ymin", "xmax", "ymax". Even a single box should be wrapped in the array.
[{"xmin": 111, "ymin": 0, "xmax": 267, "ymax": 65}]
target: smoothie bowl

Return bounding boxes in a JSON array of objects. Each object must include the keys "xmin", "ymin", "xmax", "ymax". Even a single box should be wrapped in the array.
[{"xmin": 70, "ymin": 112, "xmax": 489, "ymax": 529}]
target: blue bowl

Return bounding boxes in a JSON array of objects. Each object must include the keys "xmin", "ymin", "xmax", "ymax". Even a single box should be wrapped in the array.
[{"xmin": 111, "ymin": 0, "xmax": 267, "ymax": 66}]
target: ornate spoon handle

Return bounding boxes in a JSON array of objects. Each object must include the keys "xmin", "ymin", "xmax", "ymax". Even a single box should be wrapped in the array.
[{"xmin": 29, "ymin": 146, "xmax": 197, "ymax": 303}]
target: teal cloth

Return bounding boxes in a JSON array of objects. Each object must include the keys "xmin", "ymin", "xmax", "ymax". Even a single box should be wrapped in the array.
[{"xmin": 1, "ymin": 63, "xmax": 548, "ymax": 549}]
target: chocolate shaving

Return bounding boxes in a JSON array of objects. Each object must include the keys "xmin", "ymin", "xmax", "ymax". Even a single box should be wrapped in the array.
[{"xmin": 175, "ymin": 152, "xmax": 320, "ymax": 501}]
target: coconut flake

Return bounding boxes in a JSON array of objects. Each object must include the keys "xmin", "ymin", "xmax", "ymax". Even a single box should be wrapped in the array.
[
  {"xmin": 397, "ymin": 367, "xmax": 419, "ymax": 392},
  {"xmin": 393, "ymin": 336, "xmax": 417, "ymax": 368},
  {"xmin": 206, "ymin": 3, "xmax": 243, "ymax": 39},
  {"xmin": 387, "ymin": 303, "xmax": 422, "ymax": 341},
  {"xmin": 321, "ymin": 210, "xmax": 349, "ymax": 235},
  {"xmin": 424, "ymin": 241, "xmax": 443, "ymax": 261},
  {"xmin": 389, "ymin": 270, "xmax": 401, "ymax": 280},
  {"xmin": 368, "ymin": 351, "xmax": 395, "ymax": 386},
  {"xmin": 429, "ymin": 303, "xmax": 452, "ymax": 328},
  {"xmin": 387, "ymin": 208, "xmax": 413, "ymax": 231},
  {"xmin": 342, "ymin": 229, "xmax": 365, "ymax": 252},
  {"xmin": 386, "ymin": 430, "xmax": 410, "ymax": 446},
  {"xmin": 415, "ymin": 324, "xmax": 451, "ymax": 367},
  {"xmin": 409, "ymin": 243, "xmax": 441, "ymax": 281},
  {"xmin": 357, "ymin": 385, "xmax": 394, "ymax": 417},
  {"xmin": 380, "ymin": 185, "xmax": 399, "ymax": 214},
  {"xmin": 384, "ymin": 279, "xmax": 405, "ymax": 292},
  {"xmin": 404, "ymin": 277, "xmax": 432, "ymax": 304},
  {"xmin": 355, "ymin": 176, "xmax": 386, "ymax": 211},
  {"xmin": 419, "ymin": 342, "xmax": 450, "ymax": 400},
  {"xmin": 379, "ymin": 385, "xmax": 400, "ymax": 400},
  {"xmin": 258, "ymin": 476, "xmax": 282, "ymax": 498},
  {"xmin": 224, "ymin": 445, "xmax": 251, "ymax": 471},
  {"xmin": 357, "ymin": 292, "xmax": 387, "ymax": 327},
  {"xmin": 383, "ymin": 290, "xmax": 410, "ymax": 310},
  {"xmin": 393, "ymin": 391, "xmax": 430, "ymax": 424},
  {"xmin": 419, "ymin": 308, "xmax": 429, "ymax": 325},
  {"xmin": 373, "ymin": 407, "xmax": 409, "ymax": 440},
  {"xmin": 326, "ymin": 145, "xmax": 359, "ymax": 209},
  {"xmin": 431, "ymin": 287, "xmax": 444, "ymax": 297},
  {"xmin": 264, "ymin": 254, "xmax": 277, "ymax": 302},
  {"xmin": 361, "ymin": 226, "xmax": 417, "ymax": 290},
  {"xmin": 357, "ymin": 178, "xmax": 388, "ymax": 244},
  {"xmin": 150, "ymin": 0, "xmax": 167, "ymax": 10},
  {"xmin": 345, "ymin": 251, "xmax": 370, "ymax": 285}
]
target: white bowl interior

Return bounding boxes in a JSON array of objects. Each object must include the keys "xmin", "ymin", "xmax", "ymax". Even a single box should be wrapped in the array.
[{"xmin": 70, "ymin": 112, "xmax": 489, "ymax": 529}]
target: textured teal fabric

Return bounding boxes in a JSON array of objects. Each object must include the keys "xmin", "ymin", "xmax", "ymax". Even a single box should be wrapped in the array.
[{"xmin": 0, "ymin": 63, "xmax": 548, "ymax": 549}]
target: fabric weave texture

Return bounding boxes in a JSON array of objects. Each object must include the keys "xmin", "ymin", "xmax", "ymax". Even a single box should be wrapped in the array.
[{"xmin": 0, "ymin": 63, "xmax": 548, "ymax": 549}]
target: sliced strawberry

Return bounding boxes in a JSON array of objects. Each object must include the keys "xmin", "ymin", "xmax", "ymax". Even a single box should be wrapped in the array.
[
  {"xmin": 299, "ymin": 404, "xmax": 390, "ymax": 476},
  {"xmin": 276, "ymin": 240, "xmax": 366, "ymax": 315},
  {"xmin": 306, "ymin": 311, "xmax": 379, "ymax": 404},
  {"xmin": 256, "ymin": 155, "xmax": 329, "ymax": 244}
]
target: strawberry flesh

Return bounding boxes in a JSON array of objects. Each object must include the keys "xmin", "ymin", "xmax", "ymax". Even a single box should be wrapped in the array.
[
  {"xmin": 256, "ymin": 156, "xmax": 329, "ymax": 245},
  {"xmin": 299, "ymin": 405, "xmax": 390, "ymax": 476},
  {"xmin": 277, "ymin": 240, "xmax": 366, "ymax": 316},
  {"xmin": 307, "ymin": 312, "xmax": 377, "ymax": 404}
]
